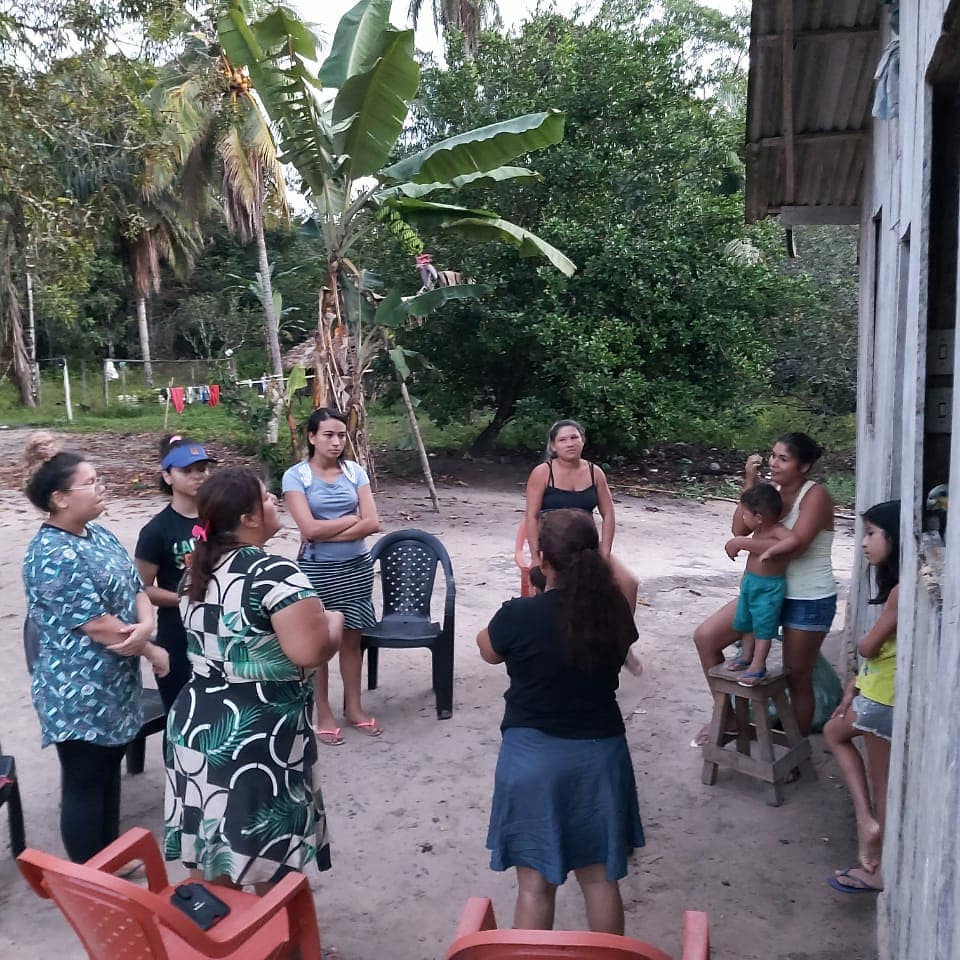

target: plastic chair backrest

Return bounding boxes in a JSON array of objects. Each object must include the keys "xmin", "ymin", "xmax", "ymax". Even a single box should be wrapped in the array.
[
  {"xmin": 26, "ymin": 866, "xmax": 170, "ymax": 959},
  {"xmin": 447, "ymin": 930, "xmax": 672, "ymax": 960},
  {"xmin": 373, "ymin": 530, "xmax": 452, "ymax": 619}
]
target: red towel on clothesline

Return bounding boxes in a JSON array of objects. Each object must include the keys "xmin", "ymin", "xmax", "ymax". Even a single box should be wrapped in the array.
[
  {"xmin": 169, "ymin": 387, "xmax": 185, "ymax": 414},
  {"xmin": 208, "ymin": 384, "xmax": 220, "ymax": 407}
]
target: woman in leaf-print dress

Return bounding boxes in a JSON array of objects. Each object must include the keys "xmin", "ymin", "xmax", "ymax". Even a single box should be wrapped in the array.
[{"xmin": 164, "ymin": 467, "xmax": 341, "ymax": 889}]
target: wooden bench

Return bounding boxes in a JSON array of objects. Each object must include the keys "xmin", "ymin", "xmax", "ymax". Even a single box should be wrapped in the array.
[{"xmin": 701, "ymin": 664, "xmax": 816, "ymax": 806}]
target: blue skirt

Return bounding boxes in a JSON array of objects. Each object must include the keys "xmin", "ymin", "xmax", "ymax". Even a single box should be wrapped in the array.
[{"xmin": 486, "ymin": 727, "xmax": 645, "ymax": 885}]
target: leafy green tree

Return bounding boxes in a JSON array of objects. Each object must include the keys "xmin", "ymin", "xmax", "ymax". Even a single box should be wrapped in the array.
[
  {"xmin": 217, "ymin": 0, "xmax": 574, "ymax": 463},
  {"xmin": 394, "ymin": 2, "xmax": 795, "ymax": 453}
]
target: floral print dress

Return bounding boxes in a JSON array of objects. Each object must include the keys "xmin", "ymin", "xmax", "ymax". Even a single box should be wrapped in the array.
[{"xmin": 163, "ymin": 546, "xmax": 331, "ymax": 885}]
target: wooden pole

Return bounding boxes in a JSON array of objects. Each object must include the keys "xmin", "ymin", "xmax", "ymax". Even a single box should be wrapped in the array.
[
  {"xmin": 397, "ymin": 375, "xmax": 440, "ymax": 513},
  {"xmin": 102, "ymin": 359, "xmax": 110, "ymax": 405},
  {"xmin": 62, "ymin": 358, "xmax": 73, "ymax": 422},
  {"xmin": 162, "ymin": 377, "xmax": 174, "ymax": 430}
]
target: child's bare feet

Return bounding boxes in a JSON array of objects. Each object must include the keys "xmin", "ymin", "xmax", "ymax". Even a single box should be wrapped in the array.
[{"xmin": 857, "ymin": 816, "xmax": 883, "ymax": 873}]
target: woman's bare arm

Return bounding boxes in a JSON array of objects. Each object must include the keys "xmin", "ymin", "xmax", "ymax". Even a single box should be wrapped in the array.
[
  {"xmin": 524, "ymin": 464, "xmax": 548, "ymax": 558},
  {"xmin": 272, "ymin": 597, "xmax": 340, "ymax": 667},
  {"xmin": 476, "ymin": 627, "xmax": 504, "ymax": 664},
  {"xmin": 595, "ymin": 467, "xmax": 615, "ymax": 557},
  {"xmin": 328, "ymin": 485, "xmax": 381, "ymax": 541},
  {"xmin": 858, "ymin": 585, "xmax": 899, "ymax": 659},
  {"xmin": 136, "ymin": 559, "xmax": 179, "ymax": 608},
  {"xmin": 284, "ymin": 490, "xmax": 360, "ymax": 541}
]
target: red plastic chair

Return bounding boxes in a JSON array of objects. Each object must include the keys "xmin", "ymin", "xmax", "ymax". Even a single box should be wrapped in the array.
[
  {"xmin": 17, "ymin": 827, "xmax": 323, "ymax": 959},
  {"xmin": 514, "ymin": 523, "xmax": 536, "ymax": 598},
  {"xmin": 446, "ymin": 897, "xmax": 710, "ymax": 960}
]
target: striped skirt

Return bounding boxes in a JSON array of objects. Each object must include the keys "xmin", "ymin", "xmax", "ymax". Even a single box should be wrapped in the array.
[{"xmin": 298, "ymin": 552, "xmax": 377, "ymax": 631}]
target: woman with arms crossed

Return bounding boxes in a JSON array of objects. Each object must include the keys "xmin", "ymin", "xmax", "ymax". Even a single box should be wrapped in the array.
[
  {"xmin": 283, "ymin": 407, "xmax": 382, "ymax": 745},
  {"xmin": 694, "ymin": 432, "xmax": 836, "ymax": 739},
  {"xmin": 478, "ymin": 508, "xmax": 645, "ymax": 934}
]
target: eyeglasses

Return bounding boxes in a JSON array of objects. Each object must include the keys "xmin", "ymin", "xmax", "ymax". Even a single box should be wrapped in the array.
[{"xmin": 68, "ymin": 476, "xmax": 107, "ymax": 492}]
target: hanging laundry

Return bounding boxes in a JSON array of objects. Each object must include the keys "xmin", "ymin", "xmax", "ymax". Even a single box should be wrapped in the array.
[
  {"xmin": 169, "ymin": 387, "xmax": 186, "ymax": 414},
  {"xmin": 208, "ymin": 384, "xmax": 220, "ymax": 408}
]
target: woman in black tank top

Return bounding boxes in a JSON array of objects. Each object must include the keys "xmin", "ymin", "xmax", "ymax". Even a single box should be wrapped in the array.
[
  {"xmin": 524, "ymin": 422, "xmax": 642, "ymax": 681},
  {"xmin": 525, "ymin": 420, "xmax": 613, "ymax": 559}
]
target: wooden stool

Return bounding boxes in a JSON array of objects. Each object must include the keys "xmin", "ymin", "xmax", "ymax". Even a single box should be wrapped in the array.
[{"xmin": 701, "ymin": 664, "xmax": 816, "ymax": 806}]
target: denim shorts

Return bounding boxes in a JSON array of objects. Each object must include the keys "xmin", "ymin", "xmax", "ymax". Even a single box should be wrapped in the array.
[
  {"xmin": 852, "ymin": 694, "xmax": 893, "ymax": 742},
  {"xmin": 780, "ymin": 594, "xmax": 837, "ymax": 633}
]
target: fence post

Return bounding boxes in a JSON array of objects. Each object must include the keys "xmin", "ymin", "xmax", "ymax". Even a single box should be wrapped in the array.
[
  {"xmin": 103, "ymin": 359, "xmax": 110, "ymax": 405},
  {"xmin": 62, "ymin": 358, "xmax": 73, "ymax": 422}
]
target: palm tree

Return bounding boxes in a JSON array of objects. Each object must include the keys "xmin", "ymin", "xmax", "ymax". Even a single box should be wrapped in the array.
[
  {"xmin": 154, "ymin": 41, "xmax": 290, "ymax": 402},
  {"xmin": 118, "ymin": 189, "xmax": 203, "ymax": 386},
  {"xmin": 407, "ymin": 0, "xmax": 500, "ymax": 57}
]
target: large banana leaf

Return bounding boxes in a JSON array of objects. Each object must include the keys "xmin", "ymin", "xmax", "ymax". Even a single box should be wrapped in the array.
[
  {"xmin": 378, "ymin": 166, "xmax": 541, "ymax": 201},
  {"xmin": 380, "ymin": 197, "xmax": 499, "ymax": 229},
  {"xmin": 319, "ymin": 0, "xmax": 392, "ymax": 89},
  {"xmin": 332, "ymin": 28, "xmax": 419, "ymax": 180},
  {"xmin": 374, "ymin": 283, "xmax": 494, "ymax": 328},
  {"xmin": 442, "ymin": 218, "xmax": 577, "ymax": 277},
  {"xmin": 381, "ymin": 110, "xmax": 565, "ymax": 185}
]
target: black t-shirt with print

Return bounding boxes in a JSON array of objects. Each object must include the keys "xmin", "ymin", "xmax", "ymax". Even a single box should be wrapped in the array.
[
  {"xmin": 135, "ymin": 505, "xmax": 197, "ymax": 653},
  {"xmin": 488, "ymin": 590, "xmax": 635, "ymax": 740}
]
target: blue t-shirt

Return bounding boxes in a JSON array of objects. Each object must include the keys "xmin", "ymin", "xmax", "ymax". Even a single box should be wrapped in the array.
[
  {"xmin": 281, "ymin": 460, "xmax": 370, "ymax": 561},
  {"xmin": 23, "ymin": 522, "xmax": 144, "ymax": 748}
]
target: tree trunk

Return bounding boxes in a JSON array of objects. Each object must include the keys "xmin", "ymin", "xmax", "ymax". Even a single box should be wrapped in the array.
[
  {"xmin": 398, "ymin": 374, "xmax": 440, "ymax": 512},
  {"xmin": 136, "ymin": 296, "xmax": 154, "ymax": 387},
  {"xmin": 469, "ymin": 392, "xmax": 518, "ymax": 457},
  {"xmin": 318, "ymin": 260, "xmax": 376, "ymax": 484},
  {"xmin": 255, "ymin": 219, "xmax": 283, "ymax": 443},
  {"xmin": 1, "ymin": 239, "xmax": 34, "ymax": 407}
]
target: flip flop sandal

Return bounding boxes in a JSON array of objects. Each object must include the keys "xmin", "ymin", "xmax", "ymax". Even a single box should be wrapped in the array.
[
  {"xmin": 314, "ymin": 726, "xmax": 345, "ymax": 747},
  {"xmin": 827, "ymin": 867, "xmax": 883, "ymax": 894},
  {"xmin": 350, "ymin": 717, "xmax": 384, "ymax": 738},
  {"xmin": 737, "ymin": 670, "xmax": 768, "ymax": 687},
  {"xmin": 725, "ymin": 658, "xmax": 751, "ymax": 671}
]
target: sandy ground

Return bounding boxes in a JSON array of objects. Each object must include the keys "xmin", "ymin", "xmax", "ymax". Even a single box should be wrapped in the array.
[{"xmin": 0, "ymin": 437, "xmax": 877, "ymax": 959}]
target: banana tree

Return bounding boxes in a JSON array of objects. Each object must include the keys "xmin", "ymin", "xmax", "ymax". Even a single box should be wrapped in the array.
[{"xmin": 218, "ymin": 0, "xmax": 574, "ymax": 470}]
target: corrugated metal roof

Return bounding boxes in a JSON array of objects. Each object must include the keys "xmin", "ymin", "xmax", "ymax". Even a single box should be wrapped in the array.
[{"xmin": 745, "ymin": 0, "xmax": 883, "ymax": 223}]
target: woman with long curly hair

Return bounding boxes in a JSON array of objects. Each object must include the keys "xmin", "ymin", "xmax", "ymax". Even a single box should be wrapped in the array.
[{"xmin": 477, "ymin": 508, "xmax": 645, "ymax": 935}]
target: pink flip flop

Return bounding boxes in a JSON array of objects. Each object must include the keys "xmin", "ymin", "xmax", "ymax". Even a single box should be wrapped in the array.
[
  {"xmin": 314, "ymin": 726, "xmax": 345, "ymax": 747},
  {"xmin": 350, "ymin": 717, "xmax": 384, "ymax": 738}
]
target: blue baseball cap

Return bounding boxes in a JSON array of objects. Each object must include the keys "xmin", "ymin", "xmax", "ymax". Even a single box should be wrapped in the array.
[{"xmin": 161, "ymin": 443, "xmax": 217, "ymax": 471}]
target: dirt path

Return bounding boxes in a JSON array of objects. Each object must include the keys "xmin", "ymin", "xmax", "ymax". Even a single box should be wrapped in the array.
[{"xmin": 0, "ymin": 433, "xmax": 875, "ymax": 959}]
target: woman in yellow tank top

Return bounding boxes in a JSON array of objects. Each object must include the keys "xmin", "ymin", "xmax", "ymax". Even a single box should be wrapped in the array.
[{"xmin": 824, "ymin": 500, "xmax": 900, "ymax": 895}]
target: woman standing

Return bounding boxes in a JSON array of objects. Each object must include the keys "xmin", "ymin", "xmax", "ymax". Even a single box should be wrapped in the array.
[
  {"xmin": 694, "ymin": 432, "xmax": 836, "ymax": 737},
  {"xmin": 525, "ymin": 419, "xmax": 641, "ymax": 672},
  {"xmin": 282, "ymin": 407, "xmax": 382, "ymax": 745},
  {"xmin": 165, "ymin": 467, "xmax": 339, "ymax": 888},
  {"xmin": 22, "ymin": 432, "xmax": 168, "ymax": 862},
  {"xmin": 478, "ymin": 509, "xmax": 644, "ymax": 934},
  {"xmin": 135, "ymin": 435, "xmax": 216, "ymax": 711}
]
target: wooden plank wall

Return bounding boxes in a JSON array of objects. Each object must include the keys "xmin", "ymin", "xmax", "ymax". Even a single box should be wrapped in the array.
[{"xmin": 856, "ymin": 2, "xmax": 960, "ymax": 957}]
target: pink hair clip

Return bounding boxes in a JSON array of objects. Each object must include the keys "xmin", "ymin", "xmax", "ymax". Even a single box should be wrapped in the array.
[
  {"xmin": 191, "ymin": 522, "xmax": 210, "ymax": 542},
  {"xmin": 169, "ymin": 435, "xmax": 182, "ymax": 442}
]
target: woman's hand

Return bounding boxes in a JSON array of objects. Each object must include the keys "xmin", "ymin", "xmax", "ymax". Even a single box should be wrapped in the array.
[
  {"xmin": 144, "ymin": 643, "xmax": 170, "ymax": 678},
  {"xmin": 107, "ymin": 621, "xmax": 153, "ymax": 657},
  {"xmin": 745, "ymin": 453, "xmax": 763, "ymax": 482},
  {"xmin": 831, "ymin": 680, "xmax": 857, "ymax": 720}
]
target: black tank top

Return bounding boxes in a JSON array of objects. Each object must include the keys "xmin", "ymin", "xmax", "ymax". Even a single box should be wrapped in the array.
[{"xmin": 540, "ymin": 461, "xmax": 599, "ymax": 514}]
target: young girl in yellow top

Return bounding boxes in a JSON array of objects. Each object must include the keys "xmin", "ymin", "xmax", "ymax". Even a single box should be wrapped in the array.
[{"xmin": 824, "ymin": 499, "xmax": 899, "ymax": 894}]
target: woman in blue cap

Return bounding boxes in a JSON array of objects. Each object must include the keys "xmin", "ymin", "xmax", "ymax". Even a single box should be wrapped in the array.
[{"xmin": 136, "ymin": 435, "xmax": 217, "ymax": 711}]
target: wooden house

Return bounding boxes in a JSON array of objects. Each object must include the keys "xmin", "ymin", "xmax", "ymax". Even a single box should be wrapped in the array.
[{"xmin": 746, "ymin": 2, "xmax": 958, "ymax": 955}]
